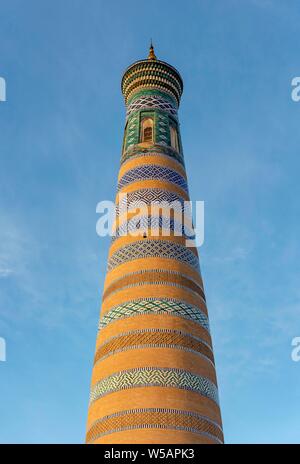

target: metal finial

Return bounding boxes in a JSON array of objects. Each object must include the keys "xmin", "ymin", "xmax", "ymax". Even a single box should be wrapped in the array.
[{"xmin": 148, "ymin": 40, "xmax": 157, "ymax": 60}]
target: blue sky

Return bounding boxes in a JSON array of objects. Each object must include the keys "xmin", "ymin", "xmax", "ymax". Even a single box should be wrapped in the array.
[{"xmin": 0, "ymin": 0, "xmax": 300, "ymax": 444}]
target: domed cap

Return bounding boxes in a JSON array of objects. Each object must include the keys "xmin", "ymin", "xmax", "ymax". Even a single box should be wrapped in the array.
[{"xmin": 121, "ymin": 44, "xmax": 183, "ymax": 107}]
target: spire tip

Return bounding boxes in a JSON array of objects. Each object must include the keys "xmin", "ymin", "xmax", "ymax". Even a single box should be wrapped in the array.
[{"xmin": 148, "ymin": 40, "xmax": 157, "ymax": 60}]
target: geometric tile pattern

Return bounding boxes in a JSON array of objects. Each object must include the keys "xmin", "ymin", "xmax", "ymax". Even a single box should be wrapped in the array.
[
  {"xmin": 89, "ymin": 367, "xmax": 219, "ymax": 405},
  {"xmin": 86, "ymin": 408, "xmax": 224, "ymax": 444},
  {"xmin": 112, "ymin": 215, "xmax": 195, "ymax": 242},
  {"xmin": 118, "ymin": 165, "xmax": 188, "ymax": 194},
  {"xmin": 125, "ymin": 114, "xmax": 139, "ymax": 149},
  {"xmin": 94, "ymin": 328, "xmax": 214, "ymax": 365},
  {"xmin": 116, "ymin": 188, "xmax": 186, "ymax": 215},
  {"xmin": 126, "ymin": 94, "xmax": 178, "ymax": 119},
  {"xmin": 107, "ymin": 240, "xmax": 200, "ymax": 272},
  {"xmin": 98, "ymin": 298, "xmax": 210, "ymax": 331},
  {"xmin": 156, "ymin": 112, "xmax": 171, "ymax": 146}
]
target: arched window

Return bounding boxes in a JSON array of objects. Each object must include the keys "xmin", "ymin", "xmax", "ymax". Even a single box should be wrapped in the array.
[
  {"xmin": 141, "ymin": 118, "xmax": 153, "ymax": 143},
  {"xmin": 170, "ymin": 125, "xmax": 179, "ymax": 152}
]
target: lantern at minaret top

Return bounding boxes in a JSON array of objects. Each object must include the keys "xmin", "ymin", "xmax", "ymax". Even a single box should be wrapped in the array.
[
  {"xmin": 121, "ymin": 43, "xmax": 184, "ymax": 164},
  {"xmin": 86, "ymin": 45, "xmax": 224, "ymax": 444}
]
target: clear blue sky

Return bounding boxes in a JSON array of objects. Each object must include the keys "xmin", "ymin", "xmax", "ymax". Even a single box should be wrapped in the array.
[{"xmin": 0, "ymin": 0, "xmax": 300, "ymax": 444}]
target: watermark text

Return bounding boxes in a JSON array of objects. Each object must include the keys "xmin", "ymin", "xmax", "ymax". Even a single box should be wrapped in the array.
[
  {"xmin": 291, "ymin": 77, "xmax": 300, "ymax": 102},
  {"xmin": 95, "ymin": 195, "xmax": 204, "ymax": 247},
  {"xmin": 0, "ymin": 337, "xmax": 6, "ymax": 362},
  {"xmin": 0, "ymin": 77, "xmax": 6, "ymax": 102},
  {"xmin": 291, "ymin": 337, "xmax": 300, "ymax": 362}
]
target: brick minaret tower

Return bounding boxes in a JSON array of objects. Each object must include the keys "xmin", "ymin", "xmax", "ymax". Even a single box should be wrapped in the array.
[{"xmin": 86, "ymin": 45, "xmax": 223, "ymax": 444}]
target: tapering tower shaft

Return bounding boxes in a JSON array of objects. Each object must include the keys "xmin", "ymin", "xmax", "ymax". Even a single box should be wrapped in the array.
[{"xmin": 86, "ymin": 46, "xmax": 223, "ymax": 444}]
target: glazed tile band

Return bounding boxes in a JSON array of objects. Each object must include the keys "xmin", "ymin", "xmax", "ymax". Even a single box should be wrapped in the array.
[
  {"xmin": 117, "ymin": 165, "xmax": 189, "ymax": 194},
  {"xmin": 111, "ymin": 215, "xmax": 195, "ymax": 242},
  {"xmin": 89, "ymin": 367, "xmax": 219, "ymax": 405},
  {"xmin": 126, "ymin": 94, "xmax": 178, "ymax": 119},
  {"xmin": 98, "ymin": 298, "xmax": 210, "ymax": 331},
  {"xmin": 107, "ymin": 240, "xmax": 200, "ymax": 272},
  {"xmin": 121, "ymin": 146, "xmax": 185, "ymax": 166},
  {"xmin": 116, "ymin": 188, "xmax": 186, "ymax": 215}
]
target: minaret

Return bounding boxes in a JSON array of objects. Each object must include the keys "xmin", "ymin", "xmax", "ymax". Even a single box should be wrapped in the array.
[{"xmin": 86, "ymin": 45, "xmax": 224, "ymax": 444}]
